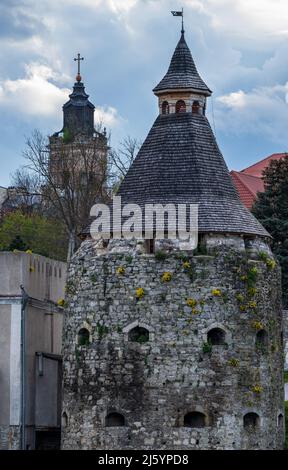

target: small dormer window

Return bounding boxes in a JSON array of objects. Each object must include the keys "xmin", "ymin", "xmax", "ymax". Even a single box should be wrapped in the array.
[
  {"xmin": 176, "ymin": 100, "xmax": 186, "ymax": 113},
  {"xmin": 192, "ymin": 101, "xmax": 200, "ymax": 114},
  {"xmin": 162, "ymin": 101, "xmax": 169, "ymax": 115}
]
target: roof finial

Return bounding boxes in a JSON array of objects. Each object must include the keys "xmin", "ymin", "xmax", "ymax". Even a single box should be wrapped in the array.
[
  {"xmin": 74, "ymin": 53, "xmax": 84, "ymax": 82},
  {"xmin": 171, "ymin": 8, "xmax": 184, "ymax": 35}
]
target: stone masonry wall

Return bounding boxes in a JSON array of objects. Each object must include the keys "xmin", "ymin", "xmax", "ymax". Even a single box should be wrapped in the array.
[{"xmin": 62, "ymin": 238, "xmax": 284, "ymax": 450}]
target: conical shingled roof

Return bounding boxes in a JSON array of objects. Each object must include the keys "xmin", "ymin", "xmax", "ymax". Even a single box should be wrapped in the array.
[
  {"xmin": 153, "ymin": 32, "xmax": 212, "ymax": 95},
  {"xmin": 117, "ymin": 112, "xmax": 269, "ymax": 238}
]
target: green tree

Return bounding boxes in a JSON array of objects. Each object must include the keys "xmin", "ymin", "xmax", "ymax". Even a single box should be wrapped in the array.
[
  {"xmin": 0, "ymin": 211, "xmax": 68, "ymax": 261},
  {"xmin": 252, "ymin": 158, "xmax": 288, "ymax": 307}
]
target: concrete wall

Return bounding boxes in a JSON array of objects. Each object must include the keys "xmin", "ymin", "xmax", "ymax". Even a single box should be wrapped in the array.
[
  {"xmin": 0, "ymin": 301, "xmax": 22, "ymax": 450},
  {"xmin": 0, "ymin": 252, "xmax": 66, "ymax": 302},
  {"xmin": 0, "ymin": 304, "xmax": 11, "ymax": 425},
  {"xmin": 0, "ymin": 252, "xmax": 67, "ymax": 449}
]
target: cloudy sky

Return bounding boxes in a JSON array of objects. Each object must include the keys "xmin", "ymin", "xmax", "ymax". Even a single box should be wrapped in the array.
[{"xmin": 1, "ymin": 0, "xmax": 288, "ymax": 186}]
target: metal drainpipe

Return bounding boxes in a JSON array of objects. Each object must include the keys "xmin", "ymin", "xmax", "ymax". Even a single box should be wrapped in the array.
[{"xmin": 20, "ymin": 285, "xmax": 29, "ymax": 450}]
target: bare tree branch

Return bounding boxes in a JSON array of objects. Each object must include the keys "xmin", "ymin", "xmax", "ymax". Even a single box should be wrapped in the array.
[
  {"xmin": 12, "ymin": 129, "xmax": 109, "ymax": 261},
  {"xmin": 109, "ymin": 136, "xmax": 141, "ymax": 191}
]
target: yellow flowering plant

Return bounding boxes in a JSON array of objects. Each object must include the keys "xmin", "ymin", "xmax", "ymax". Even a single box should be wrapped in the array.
[
  {"xmin": 186, "ymin": 298, "xmax": 197, "ymax": 308},
  {"xmin": 266, "ymin": 258, "xmax": 276, "ymax": 270},
  {"xmin": 248, "ymin": 287, "xmax": 257, "ymax": 297},
  {"xmin": 228, "ymin": 358, "xmax": 239, "ymax": 367},
  {"xmin": 183, "ymin": 261, "xmax": 191, "ymax": 269},
  {"xmin": 162, "ymin": 272, "xmax": 172, "ymax": 282},
  {"xmin": 57, "ymin": 298, "xmax": 67, "ymax": 307},
  {"xmin": 191, "ymin": 308, "xmax": 200, "ymax": 315},
  {"xmin": 116, "ymin": 266, "xmax": 126, "ymax": 275},
  {"xmin": 252, "ymin": 384, "xmax": 262, "ymax": 394},
  {"xmin": 212, "ymin": 289, "xmax": 222, "ymax": 297},
  {"xmin": 252, "ymin": 321, "xmax": 263, "ymax": 330},
  {"xmin": 136, "ymin": 288, "xmax": 145, "ymax": 299},
  {"xmin": 236, "ymin": 293, "xmax": 245, "ymax": 302}
]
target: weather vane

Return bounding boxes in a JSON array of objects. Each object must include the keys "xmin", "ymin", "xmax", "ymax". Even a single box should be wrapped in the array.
[
  {"xmin": 74, "ymin": 53, "xmax": 84, "ymax": 82},
  {"xmin": 171, "ymin": 7, "xmax": 184, "ymax": 34}
]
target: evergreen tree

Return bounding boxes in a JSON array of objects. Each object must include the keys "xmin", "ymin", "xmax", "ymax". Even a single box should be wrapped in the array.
[{"xmin": 252, "ymin": 158, "xmax": 288, "ymax": 307}]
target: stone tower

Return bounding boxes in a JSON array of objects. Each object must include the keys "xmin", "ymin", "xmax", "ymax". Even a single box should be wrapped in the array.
[
  {"xmin": 61, "ymin": 31, "xmax": 284, "ymax": 450},
  {"xmin": 49, "ymin": 57, "xmax": 108, "ymax": 187}
]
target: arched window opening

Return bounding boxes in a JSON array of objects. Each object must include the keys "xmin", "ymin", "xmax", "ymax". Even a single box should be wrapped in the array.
[
  {"xmin": 78, "ymin": 328, "xmax": 90, "ymax": 346},
  {"xmin": 244, "ymin": 236, "xmax": 255, "ymax": 250},
  {"xmin": 278, "ymin": 414, "xmax": 284, "ymax": 427},
  {"xmin": 129, "ymin": 326, "xmax": 149, "ymax": 344},
  {"xmin": 192, "ymin": 101, "xmax": 200, "ymax": 114},
  {"xmin": 176, "ymin": 100, "xmax": 186, "ymax": 113},
  {"xmin": 162, "ymin": 101, "xmax": 169, "ymax": 115},
  {"xmin": 207, "ymin": 328, "xmax": 226, "ymax": 346},
  {"xmin": 184, "ymin": 412, "xmax": 206, "ymax": 428},
  {"xmin": 61, "ymin": 412, "xmax": 68, "ymax": 428},
  {"xmin": 255, "ymin": 329, "xmax": 268, "ymax": 351},
  {"xmin": 243, "ymin": 412, "xmax": 260, "ymax": 429},
  {"xmin": 105, "ymin": 412, "xmax": 125, "ymax": 427}
]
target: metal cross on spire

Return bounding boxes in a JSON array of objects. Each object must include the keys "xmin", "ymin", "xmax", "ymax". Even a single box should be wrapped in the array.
[
  {"xmin": 171, "ymin": 7, "xmax": 184, "ymax": 34},
  {"xmin": 74, "ymin": 53, "xmax": 84, "ymax": 82}
]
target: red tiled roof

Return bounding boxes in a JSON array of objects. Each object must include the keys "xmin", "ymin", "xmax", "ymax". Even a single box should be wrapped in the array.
[
  {"xmin": 231, "ymin": 171, "xmax": 264, "ymax": 209},
  {"xmin": 241, "ymin": 153, "xmax": 288, "ymax": 177},
  {"xmin": 231, "ymin": 153, "xmax": 288, "ymax": 209}
]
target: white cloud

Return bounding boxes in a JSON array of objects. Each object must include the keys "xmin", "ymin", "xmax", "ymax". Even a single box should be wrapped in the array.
[
  {"xmin": 94, "ymin": 105, "xmax": 120, "ymax": 127},
  {"xmin": 217, "ymin": 90, "xmax": 246, "ymax": 108},
  {"xmin": 2, "ymin": 0, "xmax": 288, "ymax": 153},
  {"xmin": 0, "ymin": 62, "xmax": 121, "ymax": 127},
  {"xmin": 184, "ymin": 0, "xmax": 288, "ymax": 39},
  {"xmin": 215, "ymin": 83, "xmax": 288, "ymax": 144},
  {"xmin": 108, "ymin": 0, "xmax": 137, "ymax": 14},
  {"xmin": 47, "ymin": 0, "xmax": 137, "ymax": 13},
  {"xmin": 0, "ymin": 63, "xmax": 70, "ymax": 117}
]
